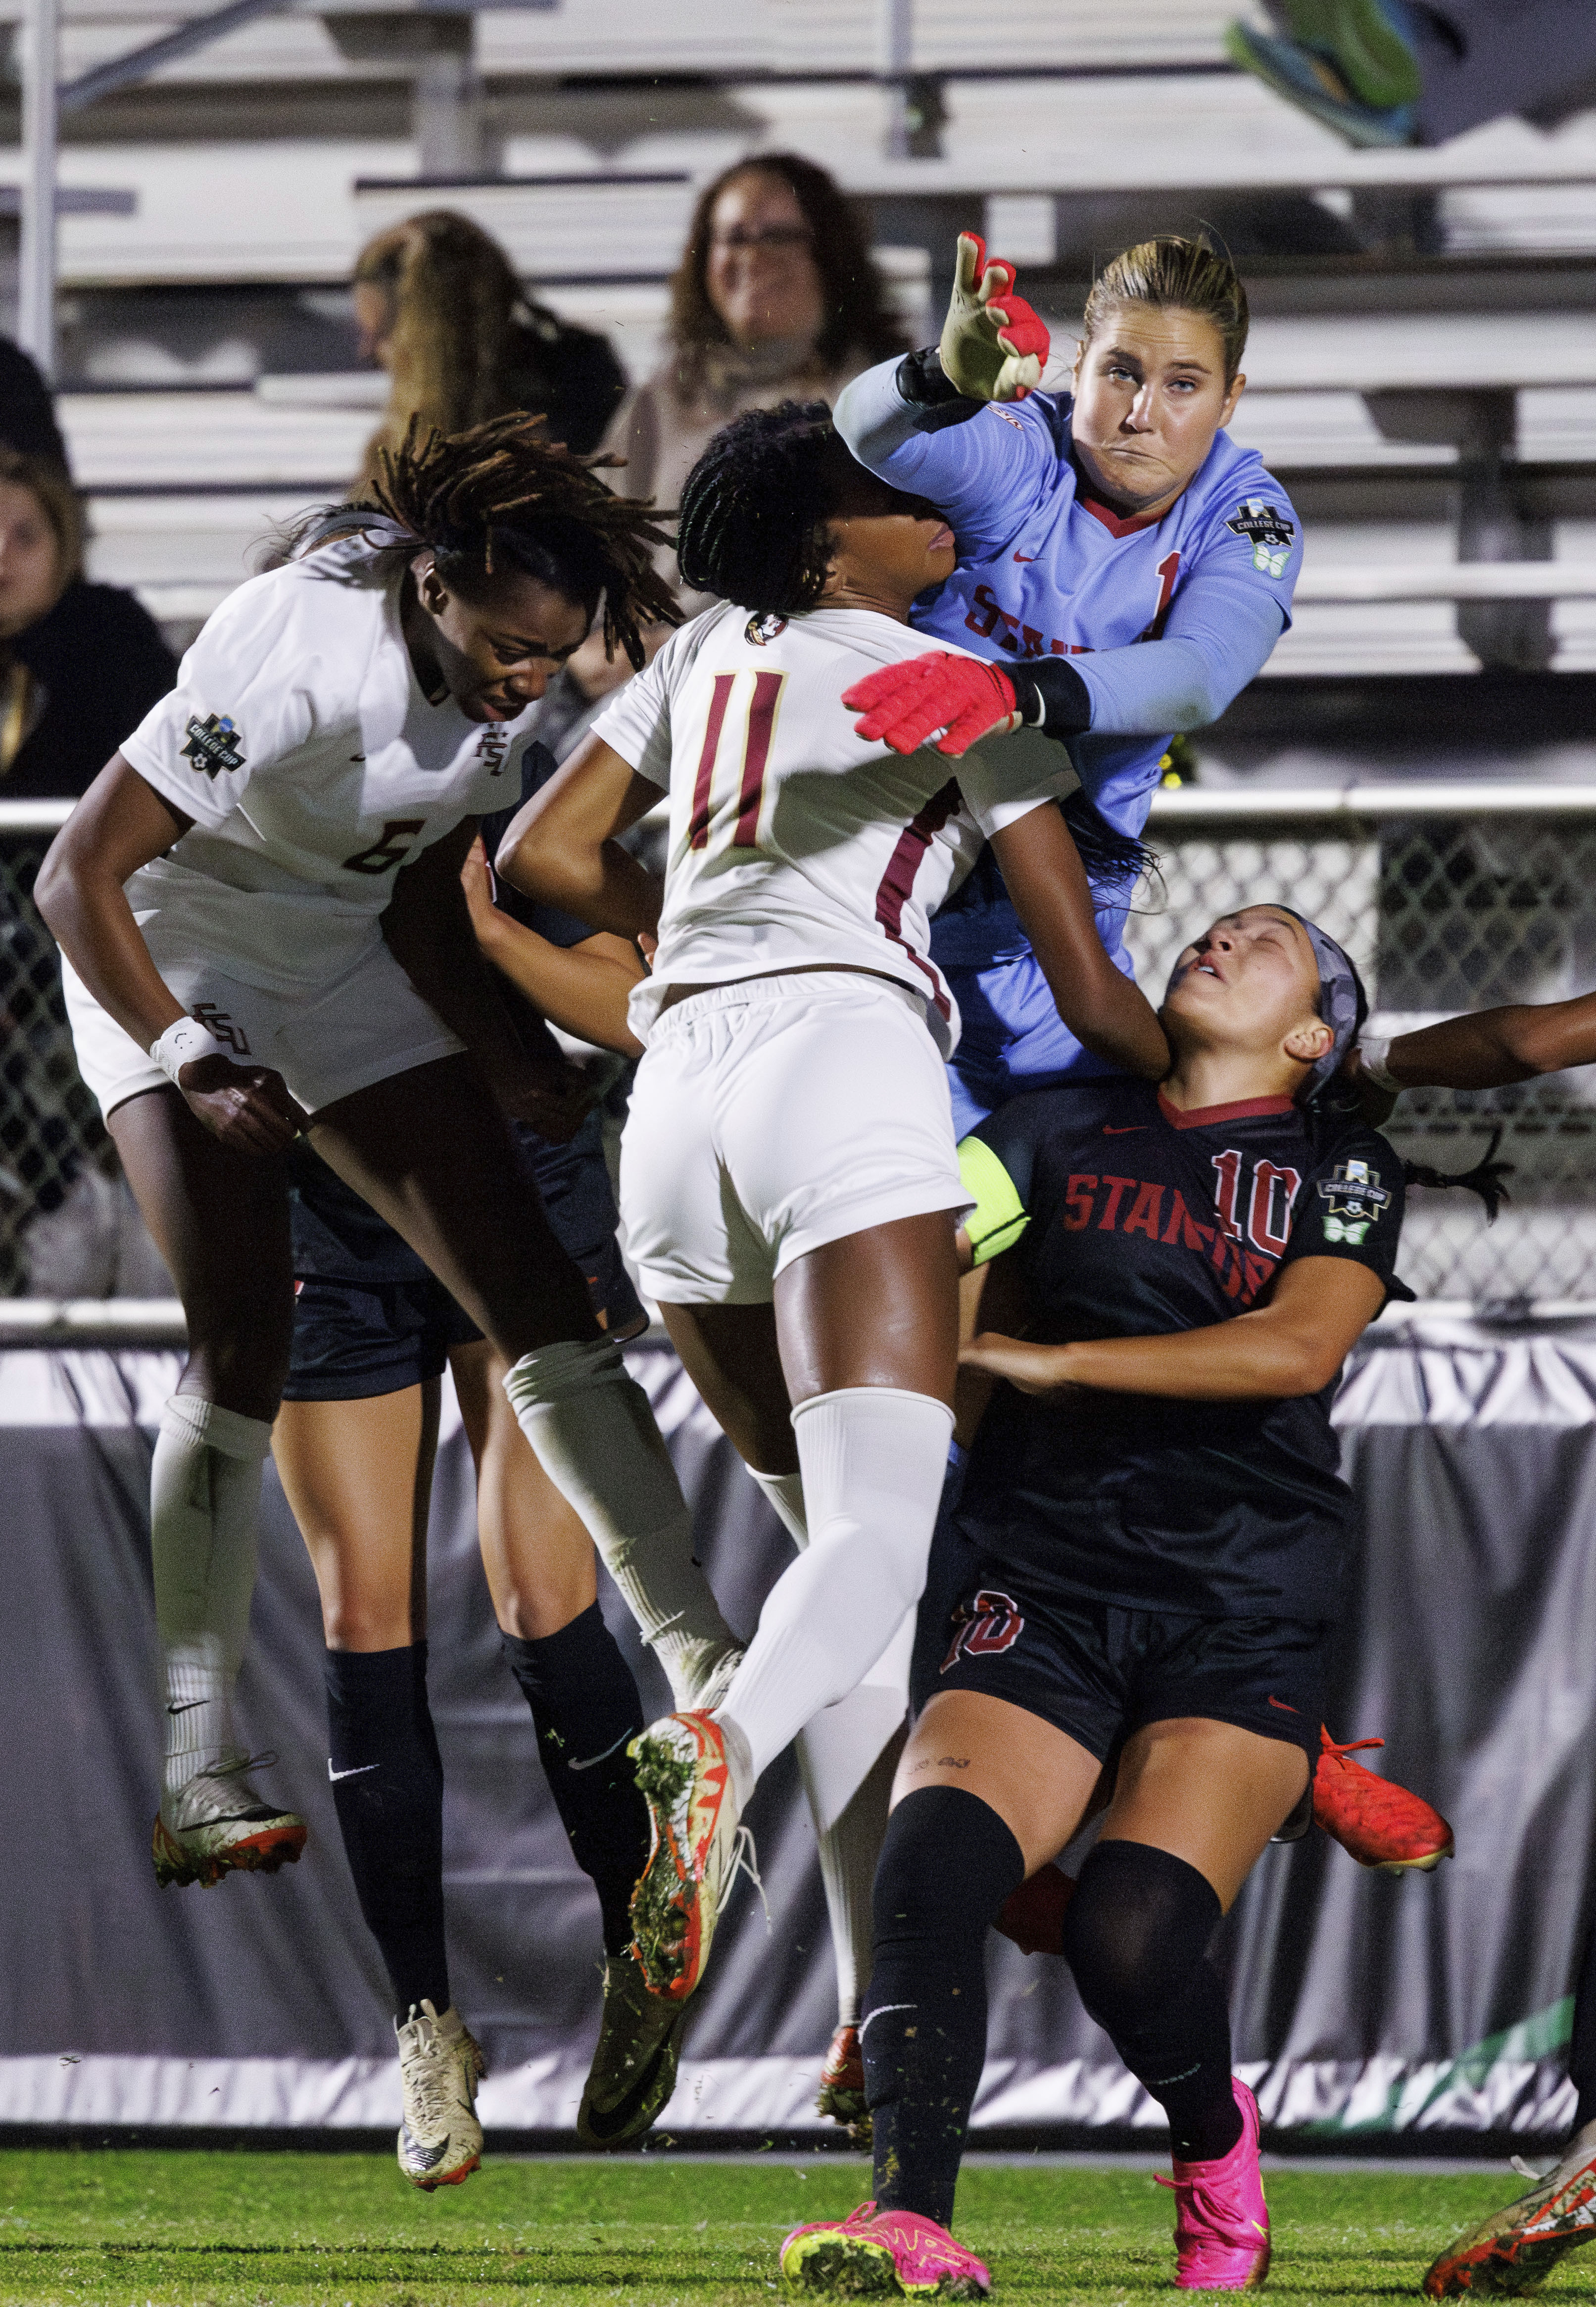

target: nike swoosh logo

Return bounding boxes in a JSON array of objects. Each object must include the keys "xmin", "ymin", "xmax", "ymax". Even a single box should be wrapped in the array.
[
  {"xmin": 568, "ymin": 1731, "xmax": 632, "ymax": 1774},
  {"xmin": 1013, "ymin": 552, "xmax": 1036, "ymax": 563},
  {"xmin": 328, "ymin": 1761, "xmax": 380, "ymax": 1782},
  {"xmin": 1102, "ymin": 1125, "xmax": 1145, "ymax": 1135},
  {"xmin": 166, "ymin": 1699, "xmax": 208, "ymax": 1715},
  {"xmin": 1266, "ymin": 1696, "xmax": 1299, "ymax": 1714}
]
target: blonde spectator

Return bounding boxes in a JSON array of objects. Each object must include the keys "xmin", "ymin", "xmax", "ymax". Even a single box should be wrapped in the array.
[
  {"xmin": 606, "ymin": 151, "xmax": 909, "ymax": 600},
  {"xmin": 351, "ymin": 208, "xmax": 626, "ymax": 483}
]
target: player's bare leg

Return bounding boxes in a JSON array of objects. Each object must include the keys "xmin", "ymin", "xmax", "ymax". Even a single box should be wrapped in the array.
[
  {"xmin": 275, "ymin": 1379, "xmax": 484, "ymax": 2188},
  {"xmin": 107, "ymin": 1086, "xmax": 306, "ymax": 1886}
]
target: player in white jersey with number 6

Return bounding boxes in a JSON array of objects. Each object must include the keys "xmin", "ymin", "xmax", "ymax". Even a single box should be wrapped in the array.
[
  {"xmin": 36, "ymin": 414, "xmax": 746, "ymax": 1910},
  {"xmin": 497, "ymin": 402, "xmax": 1171, "ymax": 2060}
]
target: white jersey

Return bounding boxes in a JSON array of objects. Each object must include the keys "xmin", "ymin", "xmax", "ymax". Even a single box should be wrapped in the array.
[
  {"xmin": 593, "ymin": 601, "xmax": 1072, "ymax": 1057},
  {"xmin": 119, "ymin": 538, "xmax": 537, "ymax": 996}
]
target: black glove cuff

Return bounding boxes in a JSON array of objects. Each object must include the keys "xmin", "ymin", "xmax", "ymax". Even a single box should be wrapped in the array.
[
  {"xmin": 1029, "ymin": 657, "xmax": 1093, "ymax": 736},
  {"xmin": 896, "ymin": 346, "xmax": 979, "ymax": 413}
]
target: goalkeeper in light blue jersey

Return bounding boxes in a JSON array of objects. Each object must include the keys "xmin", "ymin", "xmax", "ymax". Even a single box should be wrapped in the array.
[{"xmin": 835, "ymin": 231, "xmax": 1302, "ymax": 1134}]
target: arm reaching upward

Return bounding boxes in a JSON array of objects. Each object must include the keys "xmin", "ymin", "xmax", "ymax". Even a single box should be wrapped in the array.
[{"xmin": 989, "ymin": 801, "xmax": 1168, "ymax": 1081}]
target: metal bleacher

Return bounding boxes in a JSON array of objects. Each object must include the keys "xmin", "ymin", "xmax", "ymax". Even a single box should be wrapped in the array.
[
  {"xmin": 6, "ymin": 0, "xmax": 1596, "ymax": 1312},
  {"xmin": 0, "ymin": 0, "xmax": 1586, "ymax": 679}
]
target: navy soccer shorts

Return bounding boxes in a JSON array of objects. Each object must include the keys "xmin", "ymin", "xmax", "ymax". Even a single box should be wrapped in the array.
[
  {"xmin": 928, "ymin": 1562, "xmax": 1327, "ymax": 1766},
  {"xmin": 283, "ymin": 1111, "xmax": 645, "ymax": 1402}
]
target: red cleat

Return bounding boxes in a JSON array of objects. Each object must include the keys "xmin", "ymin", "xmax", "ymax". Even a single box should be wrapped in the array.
[
  {"xmin": 1313, "ymin": 1726, "xmax": 1454, "ymax": 1874},
  {"xmin": 994, "ymin": 1860, "xmax": 1076, "ymax": 1956},
  {"xmin": 816, "ymin": 2021, "xmax": 870, "ymax": 2142}
]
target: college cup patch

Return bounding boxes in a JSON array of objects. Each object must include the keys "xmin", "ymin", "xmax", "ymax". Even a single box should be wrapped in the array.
[
  {"xmin": 180, "ymin": 713, "xmax": 245, "ymax": 777},
  {"xmin": 1318, "ymin": 1156, "xmax": 1390, "ymax": 1246},
  {"xmin": 1225, "ymin": 497, "xmax": 1296, "ymax": 579}
]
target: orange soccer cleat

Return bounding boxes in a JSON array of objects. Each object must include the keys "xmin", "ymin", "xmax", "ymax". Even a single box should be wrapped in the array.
[
  {"xmin": 816, "ymin": 2022, "xmax": 870, "ymax": 2139},
  {"xmin": 1313, "ymin": 1726, "xmax": 1454, "ymax": 1874}
]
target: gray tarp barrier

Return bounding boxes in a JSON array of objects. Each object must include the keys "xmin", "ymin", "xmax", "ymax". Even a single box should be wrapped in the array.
[{"xmin": 0, "ymin": 1314, "xmax": 1593, "ymax": 2139}]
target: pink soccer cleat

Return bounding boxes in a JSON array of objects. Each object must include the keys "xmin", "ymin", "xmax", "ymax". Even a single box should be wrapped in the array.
[
  {"xmin": 1157, "ymin": 2079, "xmax": 1271, "ymax": 2290},
  {"xmin": 780, "ymin": 2203, "xmax": 991, "ymax": 2299}
]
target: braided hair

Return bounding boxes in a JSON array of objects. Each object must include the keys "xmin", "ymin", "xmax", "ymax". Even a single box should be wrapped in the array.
[
  {"xmin": 288, "ymin": 411, "xmax": 679, "ymax": 670},
  {"xmin": 676, "ymin": 400, "xmax": 843, "ymax": 617}
]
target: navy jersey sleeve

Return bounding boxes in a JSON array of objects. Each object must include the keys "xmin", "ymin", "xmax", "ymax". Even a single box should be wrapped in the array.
[
  {"xmin": 478, "ymin": 740, "xmax": 598, "ymax": 951},
  {"xmin": 959, "ymin": 1092, "xmax": 1057, "ymax": 1265},
  {"xmin": 1281, "ymin": 1121, "xmax": 1405, "ymax": 1295}
]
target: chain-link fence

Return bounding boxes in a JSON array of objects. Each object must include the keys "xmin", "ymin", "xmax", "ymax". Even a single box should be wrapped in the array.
[
  {"xmin": 7, "ymin": 791, "xmax": 1596, "ymax": 1305},
  {"xmin": 1127, "ymin": 790, "xmax": 1596, "ymax": 1306}
]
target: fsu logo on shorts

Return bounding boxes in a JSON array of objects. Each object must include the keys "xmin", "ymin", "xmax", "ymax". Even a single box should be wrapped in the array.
[
  {"xmin": 940, "ymin": 1587, "xmax": 1025, "ymax": 1674},
  {"xmin": 180, "ymin": 713, "xmax": 245, "ymax": 778},
  {"xmin": 745, "ymin": 614, "xmax": 787, "ymax": 646}
]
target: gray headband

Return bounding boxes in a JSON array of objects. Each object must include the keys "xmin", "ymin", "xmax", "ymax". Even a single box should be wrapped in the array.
[{"xmin": 1278, "ymin": 909, "xmax": 1364, "ymax": 1098}]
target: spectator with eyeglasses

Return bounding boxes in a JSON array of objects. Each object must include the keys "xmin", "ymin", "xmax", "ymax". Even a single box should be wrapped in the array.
[{"xmin": 554, "ymin": 153, "xmax": 909, "ymax": 729}]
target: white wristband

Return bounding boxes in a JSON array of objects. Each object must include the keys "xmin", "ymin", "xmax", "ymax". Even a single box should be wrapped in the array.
[
  {"xmin": 149, "ymin": 1015, "xmax": 226, "ymax": 1087},
  {"xmin": 1357, "ymin": 1032, "xmax": 1401, "ymax": 1096}
]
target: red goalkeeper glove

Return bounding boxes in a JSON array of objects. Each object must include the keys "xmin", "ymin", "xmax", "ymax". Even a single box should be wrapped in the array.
[
  {"xmin": 844, "ymin": 650, "xmax": 1026, "ymax": 757},
  {"xmin": 939, "ymin": 231, "xmax": 1051, "ymax": 403}
]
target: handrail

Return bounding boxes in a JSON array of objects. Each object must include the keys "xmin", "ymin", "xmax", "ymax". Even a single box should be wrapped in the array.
[
  {"xmin": 11, "ymin": 787, "xmax": 1596, "ymax": 841},
  {"xmin": 0, "ymin": 1299, "xmax": 186, "ymax": 1348}
]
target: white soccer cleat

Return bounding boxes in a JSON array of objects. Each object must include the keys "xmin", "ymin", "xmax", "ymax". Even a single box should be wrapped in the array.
[
  {"xmin": 396, "ymin": 2000, "xmax": 486, "ymax": 2191},
  {"xmin": 151, "ymin": 1754, "xmax": 307, "ymax": 1889}
]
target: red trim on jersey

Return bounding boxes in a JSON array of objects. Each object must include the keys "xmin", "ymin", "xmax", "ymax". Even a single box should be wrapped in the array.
[
  {"xmin": 1158, "ymin": 1090, "xmax": 1296, "ymax": 1131},
  {"xmin": 733, "ymin": 671, "xmax": 783, "ymax": 847},
  {"xmin": 874, "ymin": 777, "xmax": 963, "ymax": 1020},
  {"xmin": 1079, "ymin": 493, "xmax": 1168, "ymax": 539},
  {"xmin": 687, "ymin": 672, "xmax": 736, "ymax": 852}
]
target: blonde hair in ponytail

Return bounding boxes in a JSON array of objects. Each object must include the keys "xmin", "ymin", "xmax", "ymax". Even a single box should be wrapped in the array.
[{"xmin": 1081, "ymin": 236, "xmax": 1250, "ymax": 383}]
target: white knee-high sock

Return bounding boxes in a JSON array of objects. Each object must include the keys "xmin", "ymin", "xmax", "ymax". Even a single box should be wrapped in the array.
[
  {"xmin": 150, "ymin": 1394, "xmax": 272, "ymax": 1797},
  {"xmin": 714, "ymin": 1387, "xmax": 952, "ymax": 1795},
  {"xmin": 504, "ymin": 1338, "xmax": 742, "ymax": 1708},
  {"xmin": 747, "ymin": 1466, "xmax": 808, "ymax": 1548},
  {"xmin": 747, "ymin": 1460, "xmax": 907, "ymax": 2025},
  {"xmin": 798, "ymin": 1609, "xmax": 914, "ymax": 2027}
]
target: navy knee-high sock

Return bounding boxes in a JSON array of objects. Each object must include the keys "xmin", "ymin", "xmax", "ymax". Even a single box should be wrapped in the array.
[
  {"xmin": 1567, "ymin": 1915, "xmax": 1596, "ymax": 2137},
  {"xmin": 1062, "ymin": 1840, "xmax": 1240, "ymax": 2163},
  {"xmin": 502, "ymin": 1603, "xmax": 649, "ymax": 1957},
  {"xmin": 324, "ymin": 1642, "xmax": 449, "ymax": 2023},
  {"xmin": 862, "ymin": 1786, "xmax": 1026, "ymax": 2231}
]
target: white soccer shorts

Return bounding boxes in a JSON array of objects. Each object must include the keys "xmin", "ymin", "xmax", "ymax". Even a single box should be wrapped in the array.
[
  {"xmin": 62, "ymin": 924, "xmax": 464, "ymax": 1123},
  {"xmin": 619, "ymin": 970, "xmax": 969, "ymax": 1306}
]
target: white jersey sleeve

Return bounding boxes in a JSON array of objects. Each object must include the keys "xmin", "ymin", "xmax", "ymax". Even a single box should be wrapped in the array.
[
  {"xmin": 122, "ymin": 570, "xmax": 336, "ymax": 829},
  {"xmin": 955, "ymin": 723, "xmax": 1080, "ymax": 839},
  {"xmin": 592, "ymin": 619, "xmax": 702, "ymax": 788}
]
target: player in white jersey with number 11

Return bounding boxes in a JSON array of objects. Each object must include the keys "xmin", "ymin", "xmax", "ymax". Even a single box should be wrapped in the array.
[{"xmin": 497, "ymin": 401, "xmax": 1170, "ymax": 2041}]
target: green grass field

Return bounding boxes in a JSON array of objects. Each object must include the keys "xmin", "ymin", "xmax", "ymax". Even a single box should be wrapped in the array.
[{"xmin": 0, "ymin": 2151, "xmax": 1572, "ymax": 2307}]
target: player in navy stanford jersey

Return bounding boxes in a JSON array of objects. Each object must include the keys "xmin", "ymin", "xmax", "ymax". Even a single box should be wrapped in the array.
[
  {"xmin": 34, "ymin": 418, "xmax": 740, "ymax": 1946},
  {"xmin": 782, "ymin": 906, "xmax": 1407, "ymax": 2302}
]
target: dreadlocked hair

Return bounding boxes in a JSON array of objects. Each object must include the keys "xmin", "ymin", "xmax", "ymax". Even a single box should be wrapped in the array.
[
  {"xmin": 1063, "ymin": 789, "xmax": 1158, "ymax": 889},
  {"xmin": 1401, "ymin": 1125, "xmax": 1514, "ymax": 1224},
  {"xmin": 312, "ymin": 410, "xmax": 679, "ymax": 670},
  {"xmin": 677, "ymin": 400, "xmax": 873, "ymax": 615}
]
